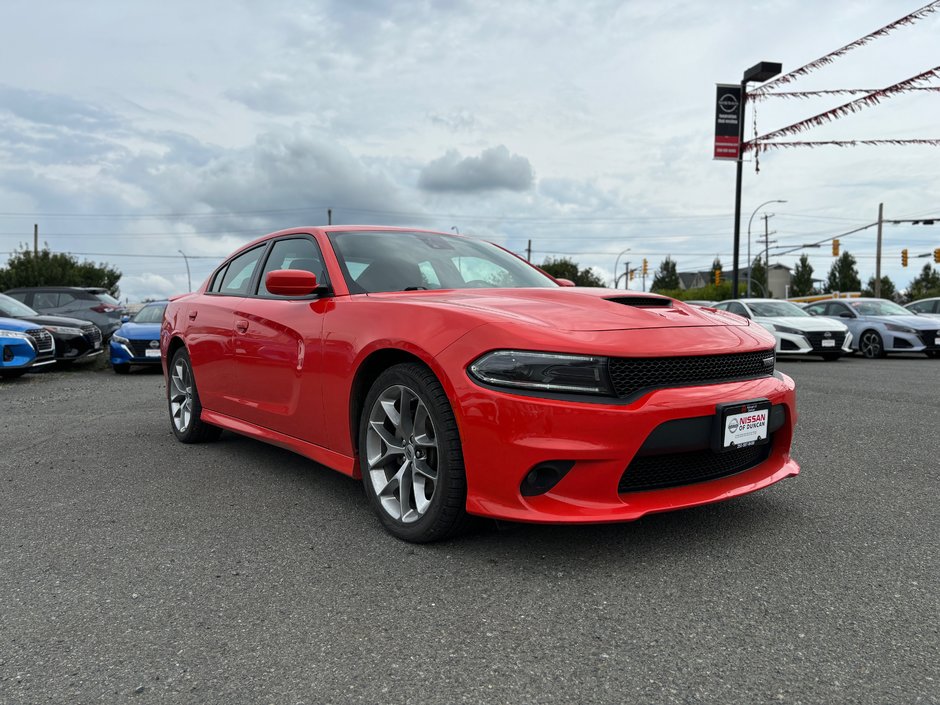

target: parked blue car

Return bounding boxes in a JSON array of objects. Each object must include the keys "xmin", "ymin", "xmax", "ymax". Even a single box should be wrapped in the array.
[
  {"xmin": 109, "ymin": 301, "xmax": 168, "ymax": 373},
  {"xmin": 0, "ymin": 317, "xmax": 56, "ymax": 379}
]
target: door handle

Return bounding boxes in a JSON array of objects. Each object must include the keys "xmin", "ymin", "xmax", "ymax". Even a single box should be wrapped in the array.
[
  {"xmin": 235, "ymin": 320, "xmax": 249, "ymax": 334},
  {"xmin": 188, "ymin": 311, "xmax": 197, "ymax": 321}
]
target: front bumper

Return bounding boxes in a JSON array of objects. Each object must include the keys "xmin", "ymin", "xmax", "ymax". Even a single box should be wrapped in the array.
[
  {"xmin": 776, "ymin": 330, "xmax": 852, "ymax": 356},
  {"xmin": 871, "ymin": 328, "xmax": 940, "ymax": 354},
  {"xmin": 110, "ymin": 338, "xmax": 163, "ymax": 365},
  {"xmin": 447, "ymin": 369, "xmax": 798, "ymax": 524}
]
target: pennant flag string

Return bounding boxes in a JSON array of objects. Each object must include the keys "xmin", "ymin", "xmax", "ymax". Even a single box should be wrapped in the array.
[
  {"xmin": 752, "ymin": 1, "xmax": 940, "ymax": 94},
  {"xmin": 750, "ymin": 86, "xmax": 940, "ymax": 101},
  {"xmin": 746, "ymin": 139, "xmax": 940, "ymax": 153}
]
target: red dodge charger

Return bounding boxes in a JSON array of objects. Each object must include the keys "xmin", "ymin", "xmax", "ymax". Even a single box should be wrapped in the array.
[{"xmin": 161, "ymin": 227, "xmax": 799, "ymax": 542}]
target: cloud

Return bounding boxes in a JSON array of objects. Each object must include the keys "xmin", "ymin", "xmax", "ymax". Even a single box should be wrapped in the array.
[{"xmin": 418, "ymin": 146, "xmax": 534, "ymax": 193}]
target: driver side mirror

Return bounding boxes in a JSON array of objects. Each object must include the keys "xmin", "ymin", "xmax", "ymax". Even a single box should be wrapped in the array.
[
  {"xmin": 838, "ymin": 312, "xmax": 854, "ymax": 319},
  {"xmin": 265, "ymin": 269, "xmax": 323, "ymax": 297},
  {"xmin": 556, "ymin": 278, "xmax": 576, "ymax": 287},
  {"xmin": 121, "ymin": 315, "xmax": 130, "ymax": 323}
]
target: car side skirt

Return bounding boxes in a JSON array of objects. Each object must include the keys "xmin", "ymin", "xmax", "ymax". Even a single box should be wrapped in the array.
[{"xmin": 200, "ymin": 409, "xmax": 358, "ymax": 477}]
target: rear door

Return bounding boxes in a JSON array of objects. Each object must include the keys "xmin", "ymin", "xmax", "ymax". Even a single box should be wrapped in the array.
[{"xmin": 187, "ymin": 245, "xmax": 267, "ymax": 417}]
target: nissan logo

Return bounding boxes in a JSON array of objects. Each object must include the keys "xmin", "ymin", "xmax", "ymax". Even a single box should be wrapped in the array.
[
  {"xmin": 823, "ymin": 331, "xmax": 832, "ymax": 338},
  {"xmin": 728, "ymin": 418, "xmax": 739, "ymax": 433},
  {"xmin": 149, "ymin": 340, "xmax": 160, "ymax": 349}
]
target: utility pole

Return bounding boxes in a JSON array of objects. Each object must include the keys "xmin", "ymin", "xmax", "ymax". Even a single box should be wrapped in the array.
[
  {"xmin": 874, "ymin": 202, "xmax": 884, "ymax": 298},
  {"xmin": 762, "ymin": 213, "xmax": 777, "ymax": 297},
  {"xmin": 327, "ymin": 208, "xmax": 332, "ymax": 225},
  {"xmin": 33, "ymin": 223, "xmax": 38, "ymax": 255},
  {"xmin": 526, "ymin": 240, "xmax": 532, "ymax": 262}
]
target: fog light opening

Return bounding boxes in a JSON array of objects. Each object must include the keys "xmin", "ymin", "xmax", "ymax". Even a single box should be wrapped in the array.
[
  {"xmin": 520, "ymin": 461, "xmax": 575, "ymax": 497},
  {"xmin": 2, "ymin": 345, "xmax": 13, "ymax": 362}
]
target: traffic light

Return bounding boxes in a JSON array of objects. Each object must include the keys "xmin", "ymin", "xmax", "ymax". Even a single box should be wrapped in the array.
[
  {"xmin": 642, "ymin": 258, "xmax": 648, "ymax": 276},
  {"xmin": 714, "ymin": 269, "xmax": 721, "ymax": 286},
  {"xmin": 629, "ymin": 269, "xmax": 635, "ymax": 281},
  {"xmin": 832, "ymin": 239, "xmax": 840, "ymax": 256},
  {"xmin": 934, "ymin": 248, "xmax": 940, "ymax": 264},
  {"xmin": 902, "ymin": 248, "xmax": 909, "ymax": 267}
]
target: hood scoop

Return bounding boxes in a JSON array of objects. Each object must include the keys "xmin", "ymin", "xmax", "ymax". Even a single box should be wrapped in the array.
[{"xmin": 605, "ymin": 296, "xmax": 672, "ymax": 308}]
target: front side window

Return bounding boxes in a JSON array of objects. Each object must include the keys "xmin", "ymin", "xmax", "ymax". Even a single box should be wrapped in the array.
[
  {"xmin": 258, "ymin": 237, "xmax": 327, "ymax": 296},
  {"xmin": 726, "ymin": 302, "xmax": 749, "ymax": 317},
  {"xmin": 748, "ymin": 301, "xmax": 809, "ymax": 317},
  {"xmin": 219, "ymin": 246, "xmax": 265, "ymax": 295},
  {"xmin": 328, "ymin": 230, "xmax": 557, "ymax": 294}
]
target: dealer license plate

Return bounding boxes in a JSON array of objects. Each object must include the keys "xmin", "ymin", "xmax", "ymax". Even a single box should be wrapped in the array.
[
  {"xmin": 145, "ymin": 349, "xmax": 161, "ymax": 358},
  {"xmin": 821, "ymin": 339, "xmax": 836, "ymax": 347},
  {"xmin": 935, "ymin": 337, "xmax": 940, "ymax": 345},
  {"xmin": 717, "ymin": 399, "xmax": 771, "ymax": 450}
]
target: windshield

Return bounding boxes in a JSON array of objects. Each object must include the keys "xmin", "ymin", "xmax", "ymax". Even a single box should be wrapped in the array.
[
  {"xmin": 93, "ymin": 292, "xmax": 122, "ymax": 306},
  {"xmin": 328, "ymin": 230, "xmax": 557, "ymax": 293},
  {"xmin": 132, "ymin": 303, "xmax": 167, "ymax": 324},
  {"xmin": 850, "ymin": 300, "xmax": 910, "ymax": 316},
  {"xmin": 0, "ymin": 292, "xmax": 39, "ymax": 317},
  {"xmin": 748, "ymin": 301, "xmax": 809, "ymax": 318}
]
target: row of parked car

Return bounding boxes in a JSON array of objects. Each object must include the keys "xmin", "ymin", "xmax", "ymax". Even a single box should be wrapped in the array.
[
  {"xmin": 0, "ymin": 286, "xmax": 168, "ymax": 378},
  {"xmin": 704, "ymin": 296, "xmax": 940, "ymax": 360}
]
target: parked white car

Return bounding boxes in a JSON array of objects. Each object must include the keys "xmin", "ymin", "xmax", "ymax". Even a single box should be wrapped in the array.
[{"xmin": 712, "ymin": 299, "xmax": 852, "ymax": 361}]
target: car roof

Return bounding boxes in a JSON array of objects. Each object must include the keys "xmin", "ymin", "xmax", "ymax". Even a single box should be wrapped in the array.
[{"xmin": 230, "ymin": 225, "xmax": 456, "ymax": 258}]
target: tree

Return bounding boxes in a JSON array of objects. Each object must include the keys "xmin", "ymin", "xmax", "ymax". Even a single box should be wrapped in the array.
[
  {"xmin": 0, "ymin": 246, "xmax": 121, "ymax": 296},
  {"xmin": 790, "ymin": 254, "xmax": 815, "ymax": 297},
  {"xmin": 825, "ymin": 251, "xmax": 861, "ymax": 293},
  {"xmin": 748, "ymin": 255, "xmax": 767, "ymax": 296},
  {"xmin": 538, "ymin": 257, "xmax": 605, "ymax": 287},
  {"xmin": 861, "ymin": 275, "xmax": 897, "ymax": 300},
  {"xmin": 907, "ymin": 263, "xmax": 940, "ymax": 301},
  {"xmin": 650, "ymin": 257, "xmax": 679, "ymax": 292}
]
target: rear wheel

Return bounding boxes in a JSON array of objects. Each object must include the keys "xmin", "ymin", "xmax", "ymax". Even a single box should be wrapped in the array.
[
  {"xmin": 859, "ymin": 330, "xmax": 886, "ymax": 359},
  {"xmin": 167, "ymin": 348, "xmax": 221, "ymax": 443},
  {"xmin": 359, "ymin": 363, "xmax": 468, "ymax": 543},
  {"xmin": 0, "ymin": 368, "xmax": 28, "ymax": 379},
  {"xmin": 113, "ymin": 363, "xmax": 130, "ymax": 374}
]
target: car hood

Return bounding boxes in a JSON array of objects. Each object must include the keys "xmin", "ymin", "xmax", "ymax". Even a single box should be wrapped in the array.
[
  {"xmin": 755, "ymin": 316, "xmax": 847, "ymax": 332},
  {"xmin": 0, "ymin": 316, "xmax": 35, "ymax": 333},
  {"xmin": 368, "ymin": 288, "xmax": 749, "ymax": 332},
  {"xmin": 862, "ymin": 314, "xmax": 938, "ymax": 329},
  {"xmin": 17, "ymin": 314, "xmax": 96, "ymax": 329},
  {"xmin": 116, "ymin": 321, "xmax": 161, "ymax": 338}
]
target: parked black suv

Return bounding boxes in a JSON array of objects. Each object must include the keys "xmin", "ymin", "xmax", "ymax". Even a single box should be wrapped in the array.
[{"xmin": 4, "ymin": 286, "xmax": 124, "ymax": 338}]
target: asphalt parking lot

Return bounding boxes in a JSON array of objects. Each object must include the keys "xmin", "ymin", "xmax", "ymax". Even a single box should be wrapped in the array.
[{"xmin": 1, "ymin": 356, "xmax": 938, "ymax": 704}]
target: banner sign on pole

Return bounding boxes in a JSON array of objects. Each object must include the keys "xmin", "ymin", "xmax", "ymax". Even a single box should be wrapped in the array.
[{"xmin": 714, "ymin": 84, "xmax": 742, "ymax": 160}]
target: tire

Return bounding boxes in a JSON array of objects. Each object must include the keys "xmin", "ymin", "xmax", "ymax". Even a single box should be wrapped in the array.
[
  {"xmin": 858, "ymin": 330, "xmax": 886, "ymax": 359},
  {"xmin": 113, "ymin": 363, "xmax": 130, "ymax": 375},
  {"xmin": 821, "ymin": 353, "xmax": 841, "ymax": 362},
  {"xmin": 0, "ymin": 368, "xmax": 28, "ymax": 379},
  {"xmin": 359, "ymin": 363, "xmax": 468, "ymax": 543},
  {"xmin": 167, "ymin": 347, "xmax": 221, "ymax": 443}
]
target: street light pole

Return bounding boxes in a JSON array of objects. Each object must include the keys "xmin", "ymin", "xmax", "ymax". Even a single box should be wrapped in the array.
[
  {"xmin": 731, "ymin": 61, "xmax": 782, "ymax": 298},
  {"xmin": 178, "ymin": 249, "xmax": 192, "ymax": 292},
  {"xmin": 613, "ymin": 248, "xmax": 631, "ymax": 288},
  {"xmin": 747, "ymin": 199, "xmax": 787, "ymax": 296}
]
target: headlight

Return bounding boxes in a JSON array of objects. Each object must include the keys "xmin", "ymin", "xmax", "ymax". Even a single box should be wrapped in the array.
[
  {"xmin": 112, "ymin": 334, "xmax": 130, "ymax": 344},
  {"xmin": 469, "ymin": 350, "xmax": 613, "ymax": 396},
  {"xmin": 43, "ymin": 325, "xmax": 83, "ymax": 336},
  {"xmin": 1, "ymin": 331, "xmax": 36, "ymax": 347},
  {"xmin": 773, "ymin": 324, "xmax": 803, "ymax": 335},
  {"xmin": 884, "ymin": 323, "xmax": 915, "ymax": 334}
]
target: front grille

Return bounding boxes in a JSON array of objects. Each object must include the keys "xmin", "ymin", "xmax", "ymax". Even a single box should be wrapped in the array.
[
  {"xmin": 805, "ymin": 331, "xmax": 846, "ymax": 352},
  {"xmin": 618, "ymin": 439, "xmax": 773, "ymax": 493},
  {"xmin": 129, "ymin": 339, "xmax": 159, "ymax": 356},
  {"xmin": 25, "ymin": 328, "xmax": 55, "ymax": 357},
  {"xmin": 607, "ymin": 349, "xmax": 775, "ymax": 399},
  {"xmin": 82, "ymin": 324, "xmax": 102, "ymax": 345},
  {"xmin": 918, "ymin": 330, "xmax": 940, "ymax": 350}
]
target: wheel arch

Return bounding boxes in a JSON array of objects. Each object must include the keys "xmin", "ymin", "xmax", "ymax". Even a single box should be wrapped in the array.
[{"xmin": 166, "ymin": 335, "xmax": 187, "ymax": 366}]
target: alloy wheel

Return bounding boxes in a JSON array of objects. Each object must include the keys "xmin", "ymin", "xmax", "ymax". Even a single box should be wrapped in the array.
[
  {"xmin": 860, "ymin": 331, "xmax": 882, "ymax": 359},
  {"xmin": 365, "ymin": 384, "xmax": 439, "ymax": 523},
  {"xmin": 169, "ymin": 357, "xmax": 193, "ymax": 433}
]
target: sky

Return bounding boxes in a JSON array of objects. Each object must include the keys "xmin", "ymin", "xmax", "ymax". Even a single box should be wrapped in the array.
[{"xmin": 1, "ymin": 0, "xmax": 938, "ymax": 301}]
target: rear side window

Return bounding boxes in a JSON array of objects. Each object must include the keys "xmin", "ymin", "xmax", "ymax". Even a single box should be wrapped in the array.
[
  {"xmin": 219, "ymin": 247, "xmax": 265, "ymax": 295},
  {"xmin": 35, "ymin": 292, "xmax": 61, "ymax": 308},
  {"xmin": 908, "ymin": 300, "xmax": 933, "ymax": 313}
]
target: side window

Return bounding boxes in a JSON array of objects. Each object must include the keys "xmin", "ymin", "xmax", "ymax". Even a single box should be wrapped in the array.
[
  {"xmin": 208, "ymin": 264, "xmax": 229, "ymax": 294},
  {"xmin": 828, "ymin": 303, "xmax": 851, "ymax": 317},
  {"xmin": 418, "ymin": 261, "xmax": 441, "ymax": 288},
  {"xmin": 6, "ymin": 292, "xmax": 27, "ymax": 303},
  {"xmin": 804, "ymin": 303, "xmax": 825, "ymax": 316},
  {"xmin": 35, "ymin": 292, "xmax": 60, "ymax": 308},
  {"xmin": 258, "ymin": 237, "xmax": 326, "ymax": 296},
  {"xmin": 908, "ymin": 300, "xmax": 930, "ymax": 313},
  {"xmin": 219, "ymin": 246, "xmax": 265, "ymax": 296},
  {"xmin": 727, "ymin": 302, "xmax": 749, "ymax": 318}
]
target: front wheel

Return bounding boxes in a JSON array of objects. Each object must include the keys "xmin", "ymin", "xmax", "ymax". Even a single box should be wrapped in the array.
[
  {"xmin": 858, "ymin": 330, "xmax": 886, "ymax": 359},
  {"xmin": 0, "ymin": 368, "xmax": 28, "ymax": 379},
  {"xmin": 359, "ymin": 363, "xmax": 468, "ymax": 543},
  {"xmin": 113, "ymin": 363, "xmax": 130, "ymax": 375},
  {"xmin": 167, "ymin": 347, "xmax": 221, "ymax": 443}
]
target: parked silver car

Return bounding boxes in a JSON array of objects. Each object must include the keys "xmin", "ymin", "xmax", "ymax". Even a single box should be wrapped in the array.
[
  {"xmin": 712, "ymin": 299, "xmax": 852, "ymax": 361},
  {"xmin": 904, "ymin": 297, "xmax": 940, "ymax": 319},
  {"xmin": 805, "ymin": 298, "xmax": 940, "ymax": 358}
]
